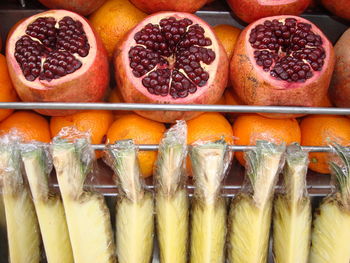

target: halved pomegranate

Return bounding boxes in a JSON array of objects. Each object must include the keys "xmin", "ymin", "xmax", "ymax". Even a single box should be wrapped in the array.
[
  {"xmin": 329, "ymin": 28, "xmax": 350, "ymax": 108},
  {"xmin": 6, "ymin": 10, "xmax": 109, "ymax": 116},
  {"xmin": 129, "ymin": 0, "xmax": 207, "ymax": 14},
  {"xmin": 227, "ymin": 0, "xmax": 311, "ymax": 23},
  {"xmin": 38, "ymin": 0, "xmax": 106, "ymax": 16},
  {"xmin": 114, "ymin": 12, "xmax": 229, "ymax": 123},
  {"xmin": 231, "ymin": 15, "xmax": 334, "ymax": 110},
  {"xmin": 321, "ymin": 0, "xmax": 350, "ymax": 21}
]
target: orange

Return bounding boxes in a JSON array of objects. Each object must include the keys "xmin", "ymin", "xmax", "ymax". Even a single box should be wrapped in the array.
[
  {"xmin": 233, "ymin": 114, "xmax": 301, "ymax": 166},
  {"xmin": 213, "ymin": 24, "xmax": 241, "ymax": 61},
  {"xmin": 300, "ymin": 115, "xmax": 350, "ymax": 174},
  {"xmin": 107, "ymin": 114, "xmax": 166, "ymax": 177},
  {"xmin": 50, "ymin": 110, "xmax": 114, "ymax": 157},
  {"xmin": 0, "ymin": 111, "xmax": 51, "ymax": 142},
  {"xmin": 187, "ymin": 112, "xmax": 234, "ymax": 145},
  {"xmin": 187, "ymin": 112, "xmax": 233, "ymax": 175},
  {"xmin": 107, "ymin": 87, "xmax": 132, "ymax": 119},
  {"xmin": 89, "ymin": 0, "xmax": 147, "ymax": 59},
  {"xmin": 0, "ymin": 54, "xmax": 18, "ymax": 122}
]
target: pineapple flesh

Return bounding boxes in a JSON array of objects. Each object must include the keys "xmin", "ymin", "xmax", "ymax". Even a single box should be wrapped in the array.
[
  {"xmin": 155, "ymin": 121, "xmax": 189, "ymax": 263},
  {"xmin": 52, "ymin": 139, "xmax": 116, "ymax": 263},
  {"xmin": 0, "ymin": 140, "xmax": 40, "ymax": 263},
  {"xmin": 189, "ymin": 140, "xmax": 228, "ymax": 263},
  {"xmin": 107, "ymin": 140, "xmax": 154, "ymax": 263},
  {"xmin": 309, "ymin": 143, "xmax": 350, "ymax": 263},
  {"xmin": 22, "ymin": 144, "xmax": 74, "ymax": 263},
  {"xmin": 228, "ymin": 141, "xmax": 285, "ymax": 263},
  {"xmin": 273, "ymin": 144, "xmax": 311, "ymax": 263}
]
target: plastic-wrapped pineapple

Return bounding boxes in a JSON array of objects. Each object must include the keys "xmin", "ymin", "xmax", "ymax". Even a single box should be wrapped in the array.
[
  {"xmin": 21, "ymin": 142, "xmax": 73, "ymax": 263},
  {"xmin": 309, "ymin": 143, "xmax": 350, "ymax": 263},
  {"xmin": 189, "ymin": 139, "xmax": 231, "ymax": 263},
  {"xmin": 106, "ymin": 139, "xmax": 154, "ymax": 263},
  {"xmin": 273, "ymin": 144, "xmax": 311, "ymax": 263},
  {"xmin": 155, "ymin": 121, "xmax": 189, "ymax": 263},
  {"xmin": 228, "ymin": 141, "xmax": 285, "ymax": 263},
  {"xmin": 0, "ymin": 134, "xmax": 40, "ymax": 263},
  {"xmin": 52, "ymin": 128, "xmax": 116, "ymax": 263}
]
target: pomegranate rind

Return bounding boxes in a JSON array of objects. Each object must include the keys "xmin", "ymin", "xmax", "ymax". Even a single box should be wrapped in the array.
[
  {"xmin": 230, "ymin": 15, "xmax": 335, "ymax": 108},
  {"xmin": 321, "ymin": 0, "xmax": 350, "ymax": 21},
  {"xmin": 6, "ymin": 10, "xmax": 109, "ymax": 116},
  {"xmin": 114, "ymin": 12, "xmax": 229, "ymax": 123},
  {"xmin": 129, "ymin": 0, "xmax": 207, "ymax": 14},
  {"xmin": 329, "ymin": 28, "xmax": 350, "ymax": 108},
  {"xmin": 227, "ymin": 0, "xmax": 311, "ymax": 23},
  {"xmin": 38, "ymin": 0, "xmax": 106, "ymax": 16}
]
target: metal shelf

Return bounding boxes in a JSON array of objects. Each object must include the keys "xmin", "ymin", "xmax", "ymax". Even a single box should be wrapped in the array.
[{"xmin": 0, "ymin": 102, "xmax": 349, "ymax": 115}]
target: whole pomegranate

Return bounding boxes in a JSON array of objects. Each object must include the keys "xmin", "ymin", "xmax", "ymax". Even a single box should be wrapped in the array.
[
  {"xmin": 38, "ymin": 0, "xmax": 106, "ymax": 16},
  {"xmin": 129, "ymin": 0, "xmax": 207, "ymax": 14},
  {"xmin": 227, "ymin": 0, "xmax": 311, "ymax": 23},
  {"xmin": 321, "ymin": 0, "xmax": 350, "ymax": 21},
  {"xmin": 114, "ymin": 12, "xmax": 229, "ymax": 123},
  {"xmin": 329, "ymin": 28, "xmax": 350, "ymax": 108},
  {"xmin": 6, "ymin": 10, "xmax": 109, "ymax": 116},
  {"xmin": 231, "ymin": 16, "xmax": 334, "ymax": 108}
]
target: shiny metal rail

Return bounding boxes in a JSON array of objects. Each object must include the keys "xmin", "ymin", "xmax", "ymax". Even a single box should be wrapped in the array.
[
  {"xmin": 94, "ymin": 144, "xmax": 345, "ymax": 152},
  {"xmin": 0, "ymin": 102, "xmax": 349, "ymax": 114}
]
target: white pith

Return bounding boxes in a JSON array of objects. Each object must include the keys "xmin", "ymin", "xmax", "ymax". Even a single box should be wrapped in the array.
[
  {"xmin": 246, "ymin": 15, "xmax": 332, "ymax": 89},
  {"xmin": 7, "ymin": 10, "xmax": 97, "ymax": 90},
  {"xmin": 122, "ymin": 12, "xmax": 221, "ymax": 103}
]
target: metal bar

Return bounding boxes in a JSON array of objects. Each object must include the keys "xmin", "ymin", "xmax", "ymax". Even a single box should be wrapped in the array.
[
  {"xmin": 96, "ymin": 144, "xmax": 345, "ymax": 152},
  {"xmin": 0, "ymin": 102, "xmax": 349, "ymax": 114}
]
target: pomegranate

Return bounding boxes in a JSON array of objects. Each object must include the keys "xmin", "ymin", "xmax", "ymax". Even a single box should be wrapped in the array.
[
  {"xmin": 37, "ymin": 0, "xmax": 106, "ymax": 16},
  {"xmin": 6, "ymin": 10, "xmax": 109, "ymax": 116},
  {"xmin": 321, "ymin": 0, "xmax": 350, "ymax": 21},
  {"xmin": 231, "ymin": 15, "xmax": 334, "ymax": 109},
  {"xmin": 114, "ymin": 12, "xmax": 229, "ymax": 123},
  {"xmin": 329, "ymin": 28, "xmax": 350, "ymax": 108},
  {"xmin": 129, "ymin": 0, "xmax": 207, "ymax": 14},
  {"xmin": 227, "ymin": 0, "xmax": 311, "ymax": 23}
]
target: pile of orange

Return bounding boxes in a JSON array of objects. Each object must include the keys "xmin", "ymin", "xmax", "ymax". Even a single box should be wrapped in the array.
[
  {"xmin": 232, "ymin": 114, "xmax": 301, "ymax": 166},
  {"xmin": 89, "ymin": 0, "xmax": 147, "ymax": 59},
  {"xmin": 0, "ymin": 54, "xmax": 18, "ymax": 122},
  {"xmin": 0, "ymin": 111, "xmax": 51, "ymax": 142},
  {"xmin": 300, "ymin": 115, "xmax": 350, "ymax": 174},
  {"xmin": 107, "ymin": 114, "xmax": 166, "ymax": 177}
]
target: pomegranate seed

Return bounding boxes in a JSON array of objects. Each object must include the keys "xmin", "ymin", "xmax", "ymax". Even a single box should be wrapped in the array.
[
  {"xmin": 250, "ymin": 17, "xmax": 326, "ymax": 82},
  {"xmin": 15, "ymin": 16, "xmax": 90, "ymax": 82},
  {"xmin": 130, "ymin": 16, "xmax": 216, "ymax": 99}
]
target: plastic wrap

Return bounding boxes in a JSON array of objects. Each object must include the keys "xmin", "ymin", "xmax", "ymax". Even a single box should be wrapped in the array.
[
  {"xmin": 0, "ymin": 132, "xmax": 40, "ymax": 263},
  {"xmin": 105, "ymin": 139, "xmax": 154, "ymax": 263},
  {"xmin": 189, "ymin": 138, "xmax": 231, "ymax": 263},
  {"xmin": 51, "ymin": 126, "xmax": 116, "ymax": 263},
  {"xmin": 273, "ymin": 143, "xmax": 311, "ymax": 263},
  {"xmin": 21, "ymin": 142, "xmax": 74, "ymax": 263},
  {"xmin": 154, "ymin": 120, "xmax": 189, "ymax": 263},
  {"xmin": 228, "ymin": 140, "xmax": 285, "ymax": 263},
  {"xmin": 309, "ymin": 142, "xmax": 350, "ymax": 263}
]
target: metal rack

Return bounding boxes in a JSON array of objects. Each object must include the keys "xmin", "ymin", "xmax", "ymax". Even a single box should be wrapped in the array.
[{"xmin": 1, "ymin": 102, "xmax": 343, "ymax": 197}]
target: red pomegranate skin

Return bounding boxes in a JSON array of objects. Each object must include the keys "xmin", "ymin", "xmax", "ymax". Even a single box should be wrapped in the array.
[
  {"xmin": 6, "ymin": 10, "xmax": 109, "ymax": 116},
  {"xmin": 329, "ymin": 28, "xmax": 350, "ymax": 108},
  {"xmin": 230, "ymin": 15, "xmax": 335, "ymax": 108},
  {"xmin": 114, "ymin": 12, "xmax": 229, "ymax": 123},
  {"xmin": 129, "ymin": 0, "xmax": 207, "ymax": 14},
  {"xmin": 227, "ymin": 0, "xmax": 311, "ymax": 23},
  {"xmin": 38, "ymin": 0, "xmax": 106, "ymax": 16},
  {"xmin": 321, "ymin": 0, "xmax": 350, "ymax": 21}
]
